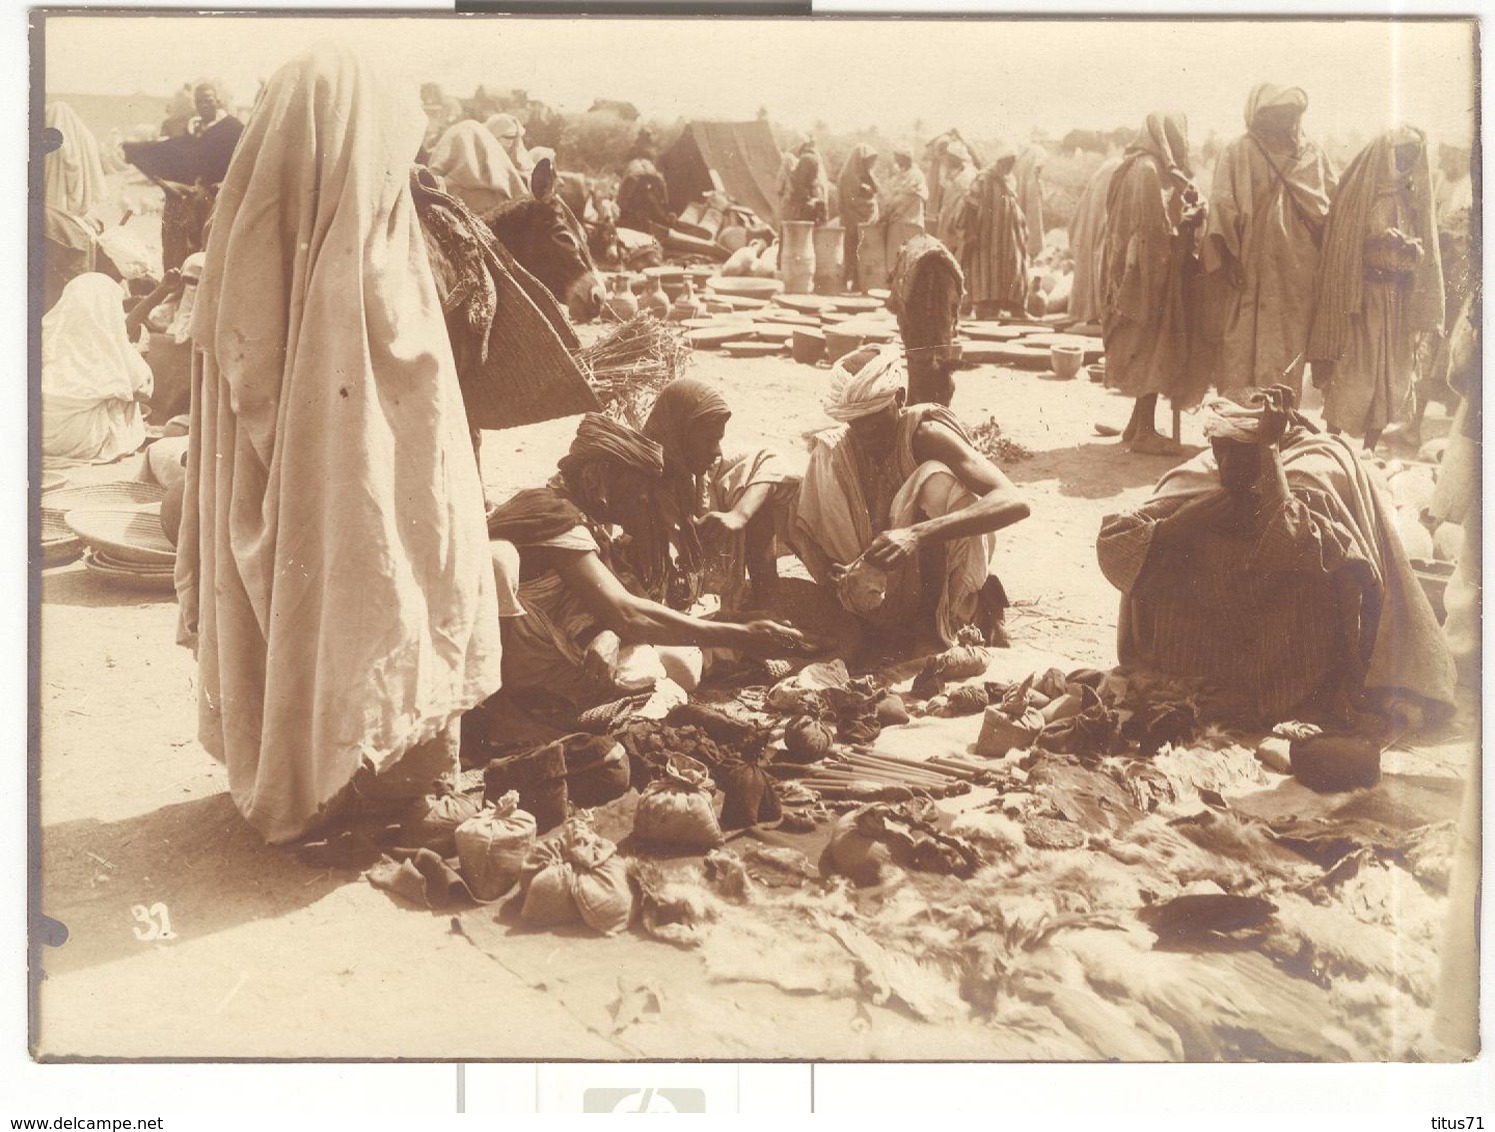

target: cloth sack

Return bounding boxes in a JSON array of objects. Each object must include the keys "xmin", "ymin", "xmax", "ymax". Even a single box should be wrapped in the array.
[
  {"xmin": 454, "ymin": 791, "xmax": 537, "ymax": 901},
  {"xmin": 632, "ymin": 754, "xmax": 724, "ymax": 851}
]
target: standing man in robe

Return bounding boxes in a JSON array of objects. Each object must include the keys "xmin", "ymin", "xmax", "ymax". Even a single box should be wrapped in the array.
[
  {"xmin": 958, "ymin": 141, "xmax": 1029, "ymax": 319},
  {"xmin": 882, "ymin": 148, "xmax": 929, "ymax": 229},
  {"xmin": 1068, "ymin": 131, "xmax": 1129, "ymax": 326},
  {"xmin": 1014, "ymin": 144, "xmax": 1048, "ymax": 257},
  {"xmin": 1198, "ymin": 85, "xmax": 1336, "ymax": 400},
  {"xmin": 1099, "ymin": 113, "xmax": 1209, "ymax": 455},
  {"xmin": 1308, "ymin": 127, "xmax": 1444, "ymax": 452}
]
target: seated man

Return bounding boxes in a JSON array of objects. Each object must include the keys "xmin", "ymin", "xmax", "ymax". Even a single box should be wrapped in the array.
[
  {"xmin": 1097, "ymin": 387, "xmax": 1456, "ymax": 728},
  {"xmin": 486, "ymin": 413, "xmax": 806, "ymax": 708},
  {"xmin": 793, "ymin": 345, "xmax": 1030, "ymax": 652}
]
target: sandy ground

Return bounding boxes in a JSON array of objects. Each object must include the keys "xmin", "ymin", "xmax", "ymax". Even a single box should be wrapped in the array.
[{"xmin": 34, "ymin": 347, "xmax": 1476, "ymax": 1060}]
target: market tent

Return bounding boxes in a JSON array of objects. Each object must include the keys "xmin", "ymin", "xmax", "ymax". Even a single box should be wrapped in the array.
[{"xmin": 659, "ymin": 120, "xmax": 783, "ymax": 225}]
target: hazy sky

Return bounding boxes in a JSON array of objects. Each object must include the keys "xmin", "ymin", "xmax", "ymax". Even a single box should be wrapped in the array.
[{"xmin": 42, "ymin": 14, "xmax": 1478, "ymax": 147}]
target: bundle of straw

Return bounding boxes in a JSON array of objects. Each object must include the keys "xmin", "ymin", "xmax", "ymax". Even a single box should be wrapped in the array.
[{"xmin": 574, "ymin": 313, "xmax": 694, "ymax": 428}]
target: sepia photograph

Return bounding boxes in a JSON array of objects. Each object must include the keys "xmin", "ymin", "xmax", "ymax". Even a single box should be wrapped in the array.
[{"xmin": 28, "ymin": 10, "xmax": 1483, "ymax": 1066}]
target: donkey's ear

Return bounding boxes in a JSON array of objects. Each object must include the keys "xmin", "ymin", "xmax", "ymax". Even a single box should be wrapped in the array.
[{"xmin": 531, "ymin": 158, "xmax": 556, "ymax": 200}]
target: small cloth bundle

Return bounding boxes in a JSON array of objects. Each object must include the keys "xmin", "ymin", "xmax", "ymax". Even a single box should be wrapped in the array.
[
  {"xmin": 836, "ymin": 557, "xmax": 889, "ymax": 614},
  {"xmin": 824, "ymin": 802, "xmax": 983, "ymax": 886},
  {"xmin": 911, "ymin": 625, "xmax": 991, "ymax": 698},
  {"xmin": 565, "ymin": 816, "xmax": 634, "ymax": 935},
  {"xmin": 519, "ymin": 841, "xmax": 580, "ymax": 927},
  {"xmin": 559, "ymin": 733, "xmax": 632, "ymax": 808},
  {"xmin": 717, "ymin": 753, "xmax": 783, "ymax": 831},
  {"xmin": 632, "ymin": 754, "xmax": 725, "ymax": 851},
  {"xmin": 782, "ymin": 713, "xmax": 836, "ymax": 763},
  {"xmin": 975, "ymin": 677, "xmax": 1046, "ymax": 758},
  {"xmin": 933, "ymin": 682, "xmax": 993, "ymax": 717},
  {"xmin": 399, "ymin": 791, "xmax": 485, "ymax": 856},
  {"xmin": 766, "ymin": 659, "xmax": 851, "ymax": 713},
  {"xmin": 454, "ymin": 791, "xmax": 537, "ymax": 902},
  {"xmin": 824, "ymin": 678, "xmax": 886, "ymax": 744},
  {"xmin": 519, "ymin": 814, "xmax": 634, "ymax": 934},
  {"xmin": 1036, "ymin": 684, "xmax": 1125, "ymax": 758}
]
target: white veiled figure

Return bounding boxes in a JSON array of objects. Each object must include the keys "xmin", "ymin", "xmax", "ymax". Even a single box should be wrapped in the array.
[
  {"xmin": 41, "ymin": 273, "xmax": 151, "ymax": 463},
  {"xmin": 177, "ymin": 43, "xmax": 504, "ymax": 843}
]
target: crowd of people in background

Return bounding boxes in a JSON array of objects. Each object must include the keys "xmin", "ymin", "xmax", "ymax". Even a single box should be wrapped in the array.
[{"xmin": 36, "ymin": 46, "xmax": 1477, "ymax": 848}]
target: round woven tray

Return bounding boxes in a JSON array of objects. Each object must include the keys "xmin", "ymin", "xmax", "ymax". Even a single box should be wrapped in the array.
[
  {"xmin": 685, "ymin": 325, "xmax": 753, "ymax": 349},
  {"xmin": 705, "ymin": 276, "xmax": 784, "ymax": 299},
  {"xmin": 65, "ymin": 509, "xmax": 175, "ymax": 566},
  {"xmin": 42, "ymin": 481, "xmax": 165, "ymax": 517},
  {"xmin": 81, "ymin": 548, "xmax": 178, "ymax": 594},
  {"xmin": 723, "ymin": 340, "xmax": 787, "ymax": 358},
  {"xmin": 775, "ymin": 295, "xmax": 833, "ymax": 315},
  {"xmin": 961, "ymin": 322, "xmax": 1029, "ymax": 342}
]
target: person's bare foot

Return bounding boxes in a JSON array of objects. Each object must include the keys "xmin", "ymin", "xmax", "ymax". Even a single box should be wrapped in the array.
[{"xmin": 1129, "ymin": 432, "xmax": 1183, "ymax": 457}]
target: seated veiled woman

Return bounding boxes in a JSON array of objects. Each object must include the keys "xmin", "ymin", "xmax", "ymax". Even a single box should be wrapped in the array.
[
  {"xmin": 487, "ymin": 413, "xmax": 806, "ymax": 707},
  {"xmin": 42, "ymin": 272, "xmax": 178, "ymax": 463},
  {"xmin": 635, "ymin": 378, "xmax": 800, "ymax": 613}
]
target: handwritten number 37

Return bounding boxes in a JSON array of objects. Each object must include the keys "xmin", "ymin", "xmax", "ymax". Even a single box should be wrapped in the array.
[{"xmin": 131, "ymin": 903, "xmax": 175, "ymax": 941}]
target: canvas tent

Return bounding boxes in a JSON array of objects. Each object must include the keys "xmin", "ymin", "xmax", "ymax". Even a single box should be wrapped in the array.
[{"xmin": 659, "ymin": 120, "xmax": 783, "ymax": 225}]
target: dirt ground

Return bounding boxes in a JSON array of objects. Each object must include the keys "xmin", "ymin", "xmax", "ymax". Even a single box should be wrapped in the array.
[{"xmin": 33, "ymin": 346, "xmax": 1476, "ymax": 1061}]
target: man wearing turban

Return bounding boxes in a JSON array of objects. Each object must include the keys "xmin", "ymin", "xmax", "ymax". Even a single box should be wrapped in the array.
[
  {"xmin": 484, "ymin": 414, "xmax": 806, "ymax": 708},
  {"xmin": 1198, "ymin": 84, "xmax": 1337, "ymax": 399},
  {"xmin": 1096, "ymin": 387, "xmax": 1454, "ymax": 727},
  {"xmin": 793, "ymin": 345, "xmax": 1030, "ymax": 651}
]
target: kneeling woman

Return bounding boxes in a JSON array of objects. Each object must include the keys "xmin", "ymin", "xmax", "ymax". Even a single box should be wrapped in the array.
[{"xmin": 488, "ymin": 413, "xmax": 806, "ymax": 706}]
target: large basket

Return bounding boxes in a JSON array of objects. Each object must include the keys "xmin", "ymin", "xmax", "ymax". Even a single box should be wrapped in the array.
[
  {"xmin": 81, "ymin": 549, "xmax": 178, "ymax": 595},
  {"xmin": 65, "ymin": 510, "xmax": 175, "ymax": 567}
]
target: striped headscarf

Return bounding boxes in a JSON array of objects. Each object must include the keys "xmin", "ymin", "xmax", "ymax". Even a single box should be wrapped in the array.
[{"xmin": 557, "ymin": 413, "xmax": 672, "ymax": 594}]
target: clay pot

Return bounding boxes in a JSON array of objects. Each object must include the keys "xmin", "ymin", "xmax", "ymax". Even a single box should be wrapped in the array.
[
  {"xmin": 824, "ymin": 328, "xmax": 864, "ymax": 364},
  {"xmin": 812, "ymin": 225, "xmax": 845, "ymax": 295},
  {"xmin": 779, "ymin": 220, "xmax": 816, "ymax": 295},
  {"xmin": 603, "ymin": 275, "xmax": 638, "ymax": 322},
  {"xmin": 791, "ymin": 327, "xmax": 826, "ymax": 365},
  {"xmin": 1050, "ymin": 344, "xmax": 1084, "ymax": 380}
]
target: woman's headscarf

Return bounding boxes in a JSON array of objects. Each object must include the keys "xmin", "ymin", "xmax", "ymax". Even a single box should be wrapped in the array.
[
  {"xmin": 42, "ymin": 273, "xmax": 151, "ymax": 406},
  {"xmin": 1201, "ymin": 385, "xmax": 1303, "ymax": 446},
  {"xmin": 642, "ymin": 378, "xmax": 730, "ymax": 468},
  {"xmin": 44, "ymin": 102, "xmax": 107, "ymax": 218},
  {"xmin": 485, "ymin": 112, "xmax": 533, "ymax": 173},
  {"xmin": 1307, "ymin": 125, "xmax": 1444, "ymax": 363},
  {"xmin": 429, "ymin": 120, "xmax": 529, "ymax": 206},
  {"xmin": 41, "ymin": 273, "xmax": 152, "ymax": 463},
  {"xmin": 641, "ymin": 378, "xmax": 731, "ymax": 587}
]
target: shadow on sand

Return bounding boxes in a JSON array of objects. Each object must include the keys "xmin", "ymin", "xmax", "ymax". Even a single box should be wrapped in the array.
[
  {"xmin": 1007, "ymin": 439, "xmax": 1206, "ymax": 501},
  {"xmin": 39, "ymin": 793, "xmax": 347, "ymax": 975}
]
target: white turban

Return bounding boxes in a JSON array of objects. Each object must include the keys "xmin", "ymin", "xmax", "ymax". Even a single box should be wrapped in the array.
[
  {"xmin": 824, "ymin": 344, "xmax": 906, "ymax": 422},
  {"xmin": 1200, "ymin": 396, "xmax": 1282, "ymax": 444}
]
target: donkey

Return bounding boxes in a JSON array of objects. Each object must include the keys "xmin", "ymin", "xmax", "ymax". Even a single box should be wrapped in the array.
[{"xmin": 483, "ymin": 158, "xmax": 607, "ymax": 324}]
